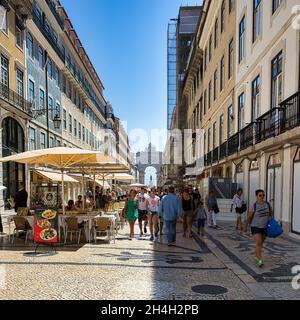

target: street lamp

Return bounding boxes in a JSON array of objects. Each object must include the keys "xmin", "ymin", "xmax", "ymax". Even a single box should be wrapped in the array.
[{"xmin": 53, "ymin": 114, "xmax": 62, "ymax": 130}]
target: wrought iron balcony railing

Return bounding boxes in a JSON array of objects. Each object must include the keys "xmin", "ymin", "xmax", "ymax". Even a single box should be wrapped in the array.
[
  {"xmin": 240, "ymin": 122, "xmax": 255, "ymax": 151},
  {"xmin": 227, "ymin": 132, "xmax": 239, "ymax": 156},
  {"xmin": 219, "ymin": 141, "xmax": 227, "ymax": 160},
  {"xmin": 212, "ymin": 147, "xmax": 219, "ymax": 163},
  {"xmin": 32, "ymin": 9, "xmax": 65, "ymax": 62},
  {"xmin": 45, "ymin": 0, "xmax": 65, "ymax": 30},
  {"xmin": 0, "ymin": 83, "xmax": 33, "ymax": 116},
  {"xmin": 281, "ymin": 91, "xmax": 300, "ymax": 132}
]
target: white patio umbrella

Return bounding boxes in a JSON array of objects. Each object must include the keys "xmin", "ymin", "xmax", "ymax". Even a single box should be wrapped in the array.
[
  {"xmin": 128, "ymin": 183, "xmax": 145, "ymax": 188},
  {"xmin": 0, "ymin": 147, "xmax": 115, "ymax": 214}
]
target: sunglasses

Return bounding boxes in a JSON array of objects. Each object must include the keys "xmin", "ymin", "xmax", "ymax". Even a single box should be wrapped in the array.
[{"xmin": 258, "ymin": 194, "xmax": 265, "ymax": 198}]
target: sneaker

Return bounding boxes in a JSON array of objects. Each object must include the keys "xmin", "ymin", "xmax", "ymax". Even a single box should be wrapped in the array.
[
  {"xmin": 255, "ymin": 258, "xmax": 264, "ymax": 268},
  {"xmin": 150, "ymin": 236, "xmax": 154, "ymax": 241},
  {"xmin": 140, "ymin": 232, "xmax": 143, "ymax": 237},
  {"xmin": 144, "ymin": 227, "xmax": 147, "ymax": 234}
]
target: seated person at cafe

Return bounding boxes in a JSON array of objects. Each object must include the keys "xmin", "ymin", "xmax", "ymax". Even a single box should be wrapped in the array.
[
  {"xmin": 75, "ymin": 195, "xmax": 83, "ymax": 209},
  {"xmin": 66, "ymin": 200, "xmax": 78, "ymax": 212}
]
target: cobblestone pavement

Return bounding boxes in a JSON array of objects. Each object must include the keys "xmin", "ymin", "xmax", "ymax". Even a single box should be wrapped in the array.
[{"xmin": 0, "ymin": 219, "xmax": 299, "ymax": 300}]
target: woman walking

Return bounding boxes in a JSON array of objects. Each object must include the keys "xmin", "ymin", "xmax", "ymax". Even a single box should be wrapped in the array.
[
  {"xmin": 244, "ymin": 189, "xmax": 273, "ymax": 267},
  {"xmin": 146, "ymin": 188, "xmax": 160, "ymax": 241},
  {"xmin": 181, "ymin": 189, "xmax": 194, "ymax": 238},
  {"xmin": 231, "ymin": 188, "xmax": 246, "ymax": 231},
  {"xmin": 205, "ymin": 191, "xmax": 219, "ymax": 229},
  {"xmin": 123, "ymin": 189, "xmax": 138, "ymax": 240}
]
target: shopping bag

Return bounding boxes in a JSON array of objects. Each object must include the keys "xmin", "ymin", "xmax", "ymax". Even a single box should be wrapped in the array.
[{"xmin": 267, "ymin": 218, "xmax": 283, "ymax": 238}]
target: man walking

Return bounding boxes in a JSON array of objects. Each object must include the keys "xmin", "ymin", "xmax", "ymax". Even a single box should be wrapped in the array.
[{"xmin": 160, "ymin": 186, "xmax": 181, "ymax": 246}]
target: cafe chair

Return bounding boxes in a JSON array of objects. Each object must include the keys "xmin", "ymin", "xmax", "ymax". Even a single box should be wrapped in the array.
[
  {"xmin": 12, "ymin": 216, "xmax": 32, "ymax": 244},
  {"xmin": 64, "ymin": 217, "xmax": 83, "ymax": 245},
  {"xmin": 93, "ymin": 217, "xmax": 112, "ymax": 244}
]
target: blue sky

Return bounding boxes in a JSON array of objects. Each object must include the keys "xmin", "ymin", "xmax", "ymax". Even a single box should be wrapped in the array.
[{"xmin": 61, "ymin": 0, "xmax": 203, "ymax": 152}]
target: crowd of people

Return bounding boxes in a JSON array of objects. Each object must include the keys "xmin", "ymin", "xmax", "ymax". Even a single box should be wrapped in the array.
[{"xmin": 122, "ymin": 185, "xmax": 273, "ymax": 268}]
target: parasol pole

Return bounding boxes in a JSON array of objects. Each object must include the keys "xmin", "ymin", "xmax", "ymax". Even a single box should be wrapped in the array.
[
  {"xmin": 82, "ymin": 173, "xmax": 85, "ymax": 210},
  {"xmin": 61, "ymin": 168, "xmax": 65, "ymax": 215},
  {"xmin": 93, "ymin": 174, "xmax": 96, "ymax": 209}
]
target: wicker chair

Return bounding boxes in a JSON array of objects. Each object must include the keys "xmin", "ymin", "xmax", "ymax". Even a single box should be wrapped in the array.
[
  {"xmin": 64, "ymin": 217, "xmax": 84, "ymax": 245},
  {"xmin": 93, "ymin": 217, "xmax": 112, "ymax": 243},
  {"xmin": 12, "ymin": 216, "xmax": 32, "ymax": 244}
]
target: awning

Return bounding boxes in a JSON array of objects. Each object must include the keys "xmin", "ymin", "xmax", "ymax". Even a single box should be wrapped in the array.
[
  {"xmin": 35, "ymin": 170, "xmax": 78, "ymax": 183},
  {"xmin": 95, "ymin": 180, "xmax": 111, "ymax": 189}
]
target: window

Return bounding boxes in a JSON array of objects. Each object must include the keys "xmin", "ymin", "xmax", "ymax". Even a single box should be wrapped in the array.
[
  {"xmin": 214, "ymin": 19, "xmax": 218, "ymax": 48},
  {"xmin": 28, "ymin": 79, "xmax": 35, "ymax": 103},
  {"xmin": 272, "ymin": 0, "xmax": 283, "ymax": 14},
  {"xmin": 221, "ymin": 1, "xmax": 225, "ymax": 33},
  {"xmin": 209, "ymin": 34, "xmax": 212, "ymax": 61},
  {"xmin": 238, "ymin": 93, "xmax": 245, "ymax": 130},
  {"xmin": 47, "ymin": 58, "xmax": 52, "ymax": 78},
  {"xmin": 27, "ymin": 32, "xmax": 33, "ymax": 58},
  {"xmin": 228, "ymin": 38, "xmax": 234, "ymax": 79},
  {"xmin": 229, "ymin": 0, "xmax": 234, "ymax": 13},
  {"xmin": 204, "ymin": 47, "xmax": 207, "ymax": 71},
  {"xmin": 204, "ymin": 90, "xmax": 207, "ymax": 115},
  {"xmin": 0, "ymin": 54, "xmax": 9, "ymax": 88},
  {"xmin": 29, "ymin": 127, "xmax": 36, "ymax": 150},
  {"xmin": 39, "ymin": 89, "xmax": 45, "ymax": 110},
  {"xmin": 252, "ymin": 75, "xmax": 260, "ymax": 121},
  {"xmin": 50, "ymin": 137, "xmax": 54, "ymax": 148},
  {"xmin": 214, "ymin": 69, "xmax": 218, "ymax": 101},
  {"xmin": 55, "ymin": 102, "xmax": 60, "ymax": 117},
  {"xmin": 56, "ymin": 139, "xmax": 61, "ymax": 147},
  {"xmin": 253, "ymin": 0, "xmax": 262, "ymax": 43},
  {"xmin": 74, "ymin": 119, "xmax": 77, "ymax": 137},
  {"xmin": 86, "ymin": 128, "xmax": 88, "ymax": 144},
  {"xmin": 208, "ymin": 81, "xmax": 212, "ymax": 109},
  {"xmin": 78, "ymin": 122, "xmax": 81, "ymax": 139},
  {"xmin": 213, "ymin": 122, "xmax": 217, "ymax": 149},
  {"xmin": 69, "ymin": 114, "xmax": 72, "ymax": 133},
  {"xmin": 68, "ymin": 81, "xmax": 72, "ymax": 99},
  {"xmin": 40, "ymin": 132, "xmax": 46, "ymax": 149},
  {"xmin": 63, "ymin": 109, "xmax": 66, "ymax": 130},
  {"xmin": 16, "ymin": 69, "xmax": 23, "ymax": 98},
  {"xmin": 16, "ymin": 27, "xmax": 23, "ymax": 49},
  {"xmin": 227, "ymin": 105, "xmax": 234, "ymax": 138},
  {"xmin": 271, "ymin": 51, "xmax": 283, "ymax": 108},
  {"xmin": 239, "ymin": 16, "xmax": 246, "ymax": 63},
  {"xmin": 38, "ymin": 46, "xmax": 44, "ymax": 69},
  {"xmin": 62, "ymin": 75, "xmax": 66, "ymax": 93},
  {"xmin": 208, "ymin": 128, "xmax": 211, "ymax": 152},
  {"xmin": 1, "ymin": 7, "xmax": 8, "ymax": 34},
  {"xmin": 219, "ymin": 114, "xmax": 224, "ymax": 144},
  {"xmin": 220, "ymin": 56, "xmax": 225, "ymax": 92},
  {"xmin": 48, "ymin": 96, "xmax": 53, "ymax": 119},
  {"xmin": 82, "ymin": 125, "xmax": 85, "ymax": 142},
  {"xmin": 199, "ymin": 97, "xmax": 203, "ymax": 122}
]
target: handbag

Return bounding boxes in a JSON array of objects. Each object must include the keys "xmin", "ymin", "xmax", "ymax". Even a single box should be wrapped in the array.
[
  {"xmin": 212, "ymin": 204, "xmax": 220, "ymax": 214},
  {"xmin": 267, "ymin": 218, "xmax": 283, "ymax": 238},
  {"xmin": 241, "ymin": 203, "xmax": 247, "ymax": 213}
]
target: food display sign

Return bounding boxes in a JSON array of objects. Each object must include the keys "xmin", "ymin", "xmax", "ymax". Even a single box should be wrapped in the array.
[{"xmin": 34, "ymin": 209, "xmax": 58, "ymax": 243}]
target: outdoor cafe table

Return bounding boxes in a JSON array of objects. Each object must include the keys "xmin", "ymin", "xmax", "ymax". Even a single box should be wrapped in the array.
[{"xmin": 6, "ymin": 211, "xmax": 118, "ymax": 244}]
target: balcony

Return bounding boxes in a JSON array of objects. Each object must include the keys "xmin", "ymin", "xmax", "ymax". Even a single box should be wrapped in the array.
[
  {"xmin": 0, "ymin": 83, "xmax": 33, "ymax": 118},
  {"xmin": 282, "ymin": 91, "xmax": 300, "ymax": 132},
  {"xmin": 201, "ymin": 92, "xmax": 300, "ymax": 170},
  {"xmin": 228, "ymin": 132, "xmax": 239, "ymax": 156},
  {"xmin": 219, "ymin": 141, "xmax": 227, "ymax": 160},
  {"xmin": 45, "ymin": 0, "xmax": 65, "ymax": 30},
  {"xmin": 240, "ymin": 122, "xmax": 255, "ymax": 151},
  {"xmin": 32, "ymin": 9, "xmax": 65, "ymax": 62},
  {"xmin": 212, "ymin": 147, "xmax": 219, "ymax": 163},
  {"xmin": 255, "ymin": 107, "xmax": 284, "ymax": 144}
]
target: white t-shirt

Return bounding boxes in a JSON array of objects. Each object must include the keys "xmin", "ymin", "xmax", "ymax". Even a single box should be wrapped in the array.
[
  {"xmin": 137, "ymin": 192, "xmax": 149, "ymax": 210},
  {"xmin": 232, "ymin": 194, "xmax": 244, "ymax": 208},
  {"xmin": 147, "ymin": 196, "xmax": 160, "ymax": 213}
]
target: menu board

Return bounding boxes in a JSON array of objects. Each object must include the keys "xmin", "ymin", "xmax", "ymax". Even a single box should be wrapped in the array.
[{"xmin": 34, "ymin": 209, "xmax": 58, "ymax": 243}]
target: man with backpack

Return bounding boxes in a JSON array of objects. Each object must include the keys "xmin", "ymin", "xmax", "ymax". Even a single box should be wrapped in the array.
[{"xmin": 244, "ymin": 189, "xmax": 273, "ymax": 268}]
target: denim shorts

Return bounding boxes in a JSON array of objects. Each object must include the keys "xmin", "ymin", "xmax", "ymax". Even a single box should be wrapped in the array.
[
  {"xmin": 197, "ymin": 219, "xmax": 206, "ymax": 228},
  {"xmin": 251, "ymin": 227, "xmax": 268, "ymax": 236},
  {"xmin": 138, "ymin": 210, "xmax": 148, "ymax": 222}
]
